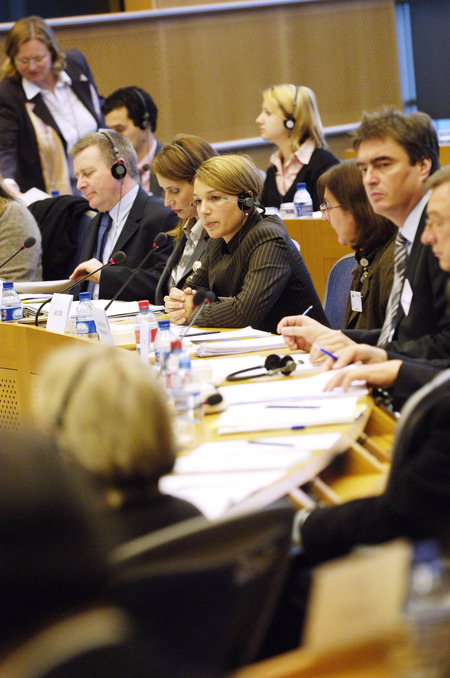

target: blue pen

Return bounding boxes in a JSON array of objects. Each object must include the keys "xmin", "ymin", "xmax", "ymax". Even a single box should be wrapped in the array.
[
  {"xmin": 302, "ymin": 305, "xmax": 313, "ymax": 316},
  {"xmin": 318, "ymin": 346, "xmax": 339, "ymax": 361}
]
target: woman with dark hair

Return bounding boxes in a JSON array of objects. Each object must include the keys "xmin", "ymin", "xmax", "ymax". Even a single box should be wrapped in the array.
[
  {"xmin": 0, "ymin": 178, "xmax": 42, "ymax": 280},
  {"xmin": 256, "ymin": 84, "xmax": 338, "ymax": 211},
  {"xmin": 152, "ymin": 134, "xmax": 218, "ymax": 304},
  {"xmin": 317, "ymin": 159, "xmax": 396, "ymax": 330},
  {"xmin": 164, "ymin": 154, "xmax": 328, "ymax": 332},
  {"xmin": 0, "ymin": 16, "xmax": 103, "ymax": 196}
]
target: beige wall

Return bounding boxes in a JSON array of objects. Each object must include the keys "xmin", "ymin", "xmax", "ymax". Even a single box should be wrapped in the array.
[{"xmin": 0, "ymin": 0, "xmax": 401, "ymax": 168}]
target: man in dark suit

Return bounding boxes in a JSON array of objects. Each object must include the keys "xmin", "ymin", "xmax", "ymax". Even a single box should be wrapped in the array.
[
  {"xmin": 102, "ymin": 86, "xmax": 164, "ymax": 199},
  {"xmin": 69, "ymin": 130, "xmax": 175, "ymax": 302},
  {"xmin": 278, "ymin": 109, "xmax": 450, "ymax": 362}
]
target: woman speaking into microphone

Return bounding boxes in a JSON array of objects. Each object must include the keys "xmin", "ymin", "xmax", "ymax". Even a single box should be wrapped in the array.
[{"xmin": 164, "ymin": 154, "xmax": 328, "ymax": 333}]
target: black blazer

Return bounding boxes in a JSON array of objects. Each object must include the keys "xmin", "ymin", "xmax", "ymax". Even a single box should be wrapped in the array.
[
  {"xmin": 0, "ymin": 50, "xmax": 104, "ymax": 193},
  {"xmin": 154, "ymin": 229, "xmax": 209, "ymax": 305},
  {"xmin": 79, "ymin": 187, "xmax": 176, "ymax": 302},
  {"xmin": 345, "ymin": 208, "xmax": 450, "ymax": 360},
  {"xmin": 301, "ymin": 368, "xmax": 450, "ymax": 564}
]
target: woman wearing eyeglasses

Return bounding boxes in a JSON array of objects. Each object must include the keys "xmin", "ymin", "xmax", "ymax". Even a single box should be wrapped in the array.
[
  {"xmin": 256, "ymin": 84, "xmax": 339, "ymax": 212},
  {"xmin": 0, "ymin": 16, "xmax": 103, "ymax": 196},
  {"xmin": 164, "ymin": 154, "xmax": 328, "ymax": 333},
  {"xmin": 317, "ymin": 160, "xmax": 396, "ymax": 330}
]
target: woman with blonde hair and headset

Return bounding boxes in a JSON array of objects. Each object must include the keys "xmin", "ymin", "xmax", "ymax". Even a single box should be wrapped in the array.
[
  {"xmin": 33, "ymin": 343, "xmax": 200, "ymax": 544},
  {"xmin": 152, "ymin": 134, "xmax": 217, "ymax": 304},
  {"xmin": 165, "ymin": 153, "xmax": 328, "ymax": 333},
  {"xmin": 256, "ymin": 84, "xmax": 338, "ymax": 211}
]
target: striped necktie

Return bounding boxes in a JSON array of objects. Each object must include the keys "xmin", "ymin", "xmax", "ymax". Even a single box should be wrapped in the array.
[{"xmin": 377, "ymin": 231, "xmax": 409, "ymax": 348}]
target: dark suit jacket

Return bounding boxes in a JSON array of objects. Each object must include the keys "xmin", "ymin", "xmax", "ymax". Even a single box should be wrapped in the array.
[
  {"xmin": 79, "ymin": 187, "xmax": 176, "ymax": 302},
  {"xmin": 154, "ymin": 229, "xmax": 209, "ymax": 305},
  {"xmin": 344, "ymin": 209, "xmax": 450, "ymax": 360},
  {"xmin": 0, "ymin": 50, "xmax": 103, "ymax": 193},
  {"xmin": 149, "ymin": 140, "xmax": 164, "ymax": 199},
  {"xmin": 301, "ymin": 369, "xmax": 450, "ymax": 564},
  {"xmin": 185, "ymin": 212, "xmax": 329, "ymax": 333},
  {"xmin": 260, "ymin": 147, "xmax": 339, "ymax": 212}
]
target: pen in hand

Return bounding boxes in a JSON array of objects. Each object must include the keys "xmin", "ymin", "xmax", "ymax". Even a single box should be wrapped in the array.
[
  {"xmin": 302, "ymin": 305, "xmax": 313, "ymax": 316},
  {"xmin": 318, "ymin": 346, "xmax": 339, "ymax": 361}
]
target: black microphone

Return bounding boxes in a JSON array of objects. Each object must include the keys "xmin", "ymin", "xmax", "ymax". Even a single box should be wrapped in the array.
[
  {"xmin": 179, "ymin": 289, "xmax": 216, "ymax": 339},
  {"xmin": 33, "ymin": 251, "xmax": 126, "ymax": 326},
  {"xmin": 0, "ymin": 237, "xmax": 36, "ymax": 271},
  {"xmin": 104, "ymin": 232, "xmax": 168, "ymax": 311}
]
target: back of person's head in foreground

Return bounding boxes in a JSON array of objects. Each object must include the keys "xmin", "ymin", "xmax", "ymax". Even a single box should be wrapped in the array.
[
  {"xmin": 352, "ymin": 107, "xmax": 440, "ymax": 175},
  {"xmin": 262, "ymin": 84, "xmax": 326, "ymax": 152},
  {"xmin": 0, "ymin": 430, "xmax": 107, "ymax": 649},
  {"xmin": 33, "ymin": 344, "xmax": 176, "ymax": 507},
  {"xmin": 317, "ymin": 159, "xmax": 396, "ymax": 251},
  {"xmin": 194, "ymin": 154, "xmax": 263, "ymax": 213}
]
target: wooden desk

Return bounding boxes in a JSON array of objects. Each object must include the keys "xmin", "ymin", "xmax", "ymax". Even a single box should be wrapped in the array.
[{"xmin": 282, "ymin": 218, "xmax": 353, "ymax": 301}]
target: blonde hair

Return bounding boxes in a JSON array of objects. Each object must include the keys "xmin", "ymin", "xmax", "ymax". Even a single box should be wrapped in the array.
[
  {"xmin": 2, "ymin": 15, "xmax": 66, "ymax": 80},
  {"xmin": 194, "ymin": 154, "xmax": 263, "ymax": 202},
  {"xmin": 262, "ymin": 84, "xmax": 326, "ymax": 152},
  {"xmin": 33, "ymin": 344, "xmax": 176, "ymax": 503}
]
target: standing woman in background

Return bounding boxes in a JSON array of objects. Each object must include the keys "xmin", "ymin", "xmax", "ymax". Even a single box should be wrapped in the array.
[
  {"xmin": 0, "ymin": 15, "xmax": 103, "ymax": 196},
  {"xmin": 152, "ymin": 134, "xmax": 218, "ymax": 305},
  {"xmin": 0, "ymin": 179, "xmax": 42, "ymax": 281},
  {"xmin": 317, "ymin": 160, "xmax": 396, "ymax": 331},
  {"xmin": 256, "ymin": 84, "xmax": 338, "ymax": 211}
]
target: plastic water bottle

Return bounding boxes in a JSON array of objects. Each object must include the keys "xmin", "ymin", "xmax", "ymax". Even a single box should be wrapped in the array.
[
  {"xmin": 76, "ymin": 291, "xmax": 98, "ymax": 340},
  {"xmin": 1, "ymin": 281, "xmax": 23, "ymax": 322},
  {"xmin": 293, "ymin": 182, "xmax": 313, "ymax": 217},
  {"xmin": 154, "ymin": 319, "xmax": 176, "ymax": 373},
  {"xmin": 170, "ymin": 352, "xmax": 204, "ymax": 445},
  {"xmin": 133, "ymin": 300, "xmax": 158, "ymax": 355},
  {"xmin": 164, "ymin": 339, "xmax": 187, "ymax": 400},
  {"xmin": 403, "ymin": 540, "xmax": 450, "ymax": 677}
]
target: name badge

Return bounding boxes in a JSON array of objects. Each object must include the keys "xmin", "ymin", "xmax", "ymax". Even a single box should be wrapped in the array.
[
  {"xmin": 401, "ymin": 278, "xmax": 413, "ymax": 316},
  {"xmin": 350, "ymin": 291, "xmax": 363, "ymax": 313}
]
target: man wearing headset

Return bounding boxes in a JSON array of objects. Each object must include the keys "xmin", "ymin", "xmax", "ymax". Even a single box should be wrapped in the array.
[
  {"xmin": 69, "ymin": 130, "xmax": 175, "ymax": 301},
  {"xmin": 102, "ymin": 87, "xmax": 164, "ymax": 198}
]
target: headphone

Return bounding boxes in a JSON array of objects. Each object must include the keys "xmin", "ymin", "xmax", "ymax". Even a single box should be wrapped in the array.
[
  {"xmin": 283, "ymin": 85, "xmax": 299, "ymax": 131},
  {"xmin": 172, "ymin": 142, "xmax": 199, "ymax": 171},
  {"xmin": 237, "ymin": 192, "xmax": 255, "ymax": 212},
  {"xmin": 100, "ymin": 130, "xmax": 127, "ymax": 181},
  {"xmin": 225, "ymin": 354, "xmax": 300, "ymax": 382},
  {"xmin": 133, "ymin": 87, "xmax": 151, "ymax": 130}
]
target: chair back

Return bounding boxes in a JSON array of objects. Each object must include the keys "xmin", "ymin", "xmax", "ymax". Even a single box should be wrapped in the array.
[
  {"xmin": 109, "ymin": 505, "xmax": 294, "ymax": 671},
  {"xmin": 323, "ymin": 253, "xmax": 355, "ymax": 329}
]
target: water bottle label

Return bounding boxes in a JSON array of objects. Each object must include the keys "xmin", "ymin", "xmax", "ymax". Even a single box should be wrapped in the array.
[
  {"xmin": 294, "ymin": 203, "xmax": 313, "ymax": 217},
  {"xmin": 1, "ymin": 306, "xmax": 23, "ymax": 322},
  {"xmin": 76, "ymin": 319, "xmax": 97, "ymax": 335}
]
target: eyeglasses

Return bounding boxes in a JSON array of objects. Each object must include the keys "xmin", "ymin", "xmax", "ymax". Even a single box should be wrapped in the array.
[
  {"xmin": 425, "ymin": 214, "xmax": 450, "ymax": 230},
  {"xmin": 16, "ymin": 55, "xmax": 48, "ymax": 66},
  {"xmin": 320, "ymin": 203, "xmax": 342, "ymax": 214}
]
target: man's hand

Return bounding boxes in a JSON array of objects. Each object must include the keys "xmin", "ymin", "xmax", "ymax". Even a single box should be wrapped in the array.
[
  {"xmin": 69, "ymin": 258, "xmax": 103, "ymax": 283},
  {"xmin": 323, "ymin": 359, "xmax": 403, "ymax": 393},
  {"xmin": 319, "ymin": 344, "xmax": 388, "ymax": 370},
  {"xmin": 277, "ymin": 315, "xmax": 333, "ymax": 352},
  {"xmin": 164, "ymin": 287, "xmax": 195, "ymax": 325}
]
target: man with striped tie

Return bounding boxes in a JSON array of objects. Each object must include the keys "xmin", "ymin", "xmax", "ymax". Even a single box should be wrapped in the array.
[{"xmin": 278, "ymin": 108, "xmax": 450, "ymax": 362}]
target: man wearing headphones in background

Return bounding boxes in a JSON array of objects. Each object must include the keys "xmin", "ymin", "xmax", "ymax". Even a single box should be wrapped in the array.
[
  {"xmin": 69, "ymin": 130, "xmax": 176, "ymax": 301},
  {"xmin": 102, "ymin": 87, "xmax": 164, "ymax": 198}
]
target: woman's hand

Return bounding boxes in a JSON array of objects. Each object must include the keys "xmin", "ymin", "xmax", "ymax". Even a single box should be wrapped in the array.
[{"xmin": 164, "ymin": 287, "xmax": 195, "ymax": 325}]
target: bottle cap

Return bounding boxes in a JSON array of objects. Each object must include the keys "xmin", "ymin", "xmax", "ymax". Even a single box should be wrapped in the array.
[
  {"xmin": 2, "ymin": 281, "xmax": 14, "ymax": 290},
  {"xmin": 138, "ymin": 300, "xmax": 150, "ymax": 310},
  {"xmin": 170, "ymin": 340, "xmax": 182, "ymax": 351},
  {"xmin": 79, "ymin": 292, "xmax": 92, "ymax": 301},
  {"xmin": 158, "ymin": 319, "xmax": 170, "ymax": 329},
  {"xmin": 297, "ymin": 182, "xmax": 307, "ymax": 190}
]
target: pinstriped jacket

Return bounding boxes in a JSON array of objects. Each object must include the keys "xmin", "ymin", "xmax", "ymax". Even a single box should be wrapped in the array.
[{"xmin": 185, "ymin": 211, "xmax": 329, "ymax": 333}]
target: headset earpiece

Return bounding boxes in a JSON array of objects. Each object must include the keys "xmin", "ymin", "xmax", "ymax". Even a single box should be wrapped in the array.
[
  {"xmin": 237, "ymin": 192, "xmax": 255, "ymax": 211},
  {"xmin": 101, "ymin": 130, "xmax": 127, "ymax": 181},
  {"xmin": 283, "ymin": 85, "xmax": 299, "ymax": 131},
  {"xmin": 133, "ymin": 87, "xmax": 151, "ymax": 129}
]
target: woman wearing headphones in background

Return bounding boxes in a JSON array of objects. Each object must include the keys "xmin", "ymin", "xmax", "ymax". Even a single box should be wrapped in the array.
[
  {"xmin": 152, "ymin": 134, "xmax": 218, "ymax": 305},
  {"xmin": 164, "ymin": 154, "xmax": 329, "ymax": 333},
  {"xmin": 256, "ymin": 84, "xmax": 338, "ymax": 211}
]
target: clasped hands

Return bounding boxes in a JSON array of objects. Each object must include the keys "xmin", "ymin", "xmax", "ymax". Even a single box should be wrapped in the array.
[{"xmin": 164, "ymin": 287, "xmax": 195, "ymax": 325}]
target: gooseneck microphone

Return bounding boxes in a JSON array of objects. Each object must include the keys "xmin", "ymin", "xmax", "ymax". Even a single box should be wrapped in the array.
[
  {"xmin": 33, "ymin": 251, "xmax": 126, "ymax": 326},
  {"xmin": 104, "ymin": 232, "xmax": 168, "ymax": 312},
  {"xmin": 179, "ymin": 289, "xmax": 216, "ymax": 339},
  {"xmin": 0, "ymin": 237, "xmax": 36, "ymax": 271}
]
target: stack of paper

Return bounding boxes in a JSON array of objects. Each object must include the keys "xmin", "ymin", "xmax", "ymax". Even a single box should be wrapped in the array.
[{"xmin": 191, "ymin": 326, "xmax": 288, "ymax": 356}]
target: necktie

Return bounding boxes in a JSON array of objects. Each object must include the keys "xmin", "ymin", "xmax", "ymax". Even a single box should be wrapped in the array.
[
  {"xmin": 377, "ymin": 232, "xmax": 409, "ymax": 347},
  {"xmin": 88, "ymin": 213, "xmax": 112, "ymax": 296}
]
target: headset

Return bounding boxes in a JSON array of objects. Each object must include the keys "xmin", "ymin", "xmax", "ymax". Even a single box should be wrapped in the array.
[
  {"xmin": 100, "ymin": 129, "xmax": 127, "ymax": 181},
  {"xmin": 172, "ymin": 142, "xmax": 199, "ymax": 171},
  {"xmin": 283, "ymin": 85, "xmax": 299, "ymax": 131},
  {"xmin": 133, "ymin": 87, "xmax": 151, "ymax": 130},
  {"xmin": 237, "ymin": 192, "xmax": 256, "ymax": 211},
  {"xmin": 225, "ymin": 353, "xmax": 300, "ymax": 382}
]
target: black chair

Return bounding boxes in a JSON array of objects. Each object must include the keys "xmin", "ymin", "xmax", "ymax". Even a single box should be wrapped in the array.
[{"xmin": 108, "ymin": 505, "xmax": 295, "ymax": 672}]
